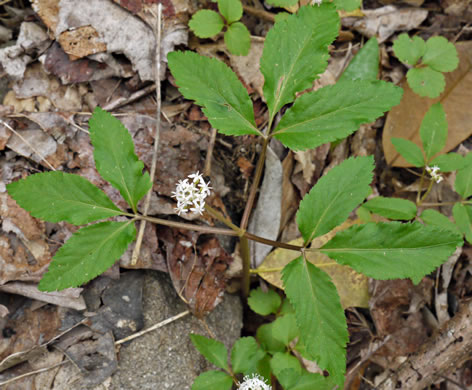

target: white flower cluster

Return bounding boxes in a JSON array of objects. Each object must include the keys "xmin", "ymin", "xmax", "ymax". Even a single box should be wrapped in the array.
[
  {"xmin": 238, "ymin": 374, "xmax": 271, "ymax": 390},
  {"xmin": 312, "ymin": 0, "xmax": 322, "ymax": 5},
  {"xmin": 426, "ymin": 165, "xmax": 443, "ymax": 183},
  {"xmin": 171, "ymin": 172, "xmax": 211, "ymax": 215}
]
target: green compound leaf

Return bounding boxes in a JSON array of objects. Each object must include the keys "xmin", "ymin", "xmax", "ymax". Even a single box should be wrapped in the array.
[
  {"xmin": 168, "ymin": 51, "xmax": 259, "ymax": 136},
  {"xmin": 190, "ymin": 334, "xmax": 229, "ymax": 370},
  {"xmin": 321, "ymin": 222, "xmax": 463, "ymax": 285},
  {"xmin": 333, "ymin": 0, "xmax": 362, "ymax": 11},
  {"xmin": 6, "ymin": 172, "xmax": 121, "ymax": 225},
  {"xmin": 391, "ymin": 137, "xmax": 425, "ymax": 167},
  {"xmin": 218, "ymin": 0, "xmax": 242, "ymax": 23},
  {"xmin": 224, "ymin": 22, "xmax": 250, "ymax": 56},
  {"xmin": 38, "ymin": 221, "xmax": 136, "ymax": 291},
  {"xmin": 453, "ymin": 204, "xmax": 472, "ymax": 244},
  {"xmin": 406, "ymin": 67, "xmax": 445, "ymax": 98},
  {"xmin": 338, "ymin": 37, "xmax": 379, "ymax": 83},
  {"xmin": 420, "ymin": 103, "xmax": 447, "ymax": 161},
  {"xmin": 272, "ymin": 314, "xmax": 299, "ymax": 346},
  {"xmin": 265, "ymin": 0, "xmax": 298, "ymax": 6},
  {"xmin": 257, "ymin": 323, "xmax": 286, "ymax": 354},
  {"xmin": 191, "ymin": 371, "xmax": 233, "ymax": 390},
  {"xmin": 455, "ymin": 154, "xmax": 472, "ymax": 199},
  {"xmin": 282, "ymin": 257, "xmax": 348, "ymax": 386},
  {"xmin": 393, "ymin": 33, "xmax": 426, "ymax": 66},
  {"xmin": 423, "ymin": 36, "xmax": 459, "ymax": 73},
  {"xmin": 363, "ymin": 196, "xmax": 417, "ymax": 220},
  {"xmin": 420, "ymin": 209, "xmax": 461, "ymax": 235},
  {"xmin": 248, "ymin": 287, "xmax": 282, "ymax": 316},
  {"xmin": 273, "ymin": 80, "xmax": 403, "ymax": 151},
  {"xmin": 89, "ymin": 107, "xmax": 152, "ymax": 212},
  {"xmin": 430, "ymin": 153, "xmax": 465, "ymax": 172},
  {"xmin": 231, "ymin": 337, "xmax": 266, "ymax": 374},
  {"xmin": 297, "ymin": 156, "xmax": 374, "ymax": 245},
  {"xmin": 261, "ymin": 4, "xmax": 339, "ymax": 120},
  {"xmin": 189, "ymin": 10, "xmax": 224, "ymax": 38}
]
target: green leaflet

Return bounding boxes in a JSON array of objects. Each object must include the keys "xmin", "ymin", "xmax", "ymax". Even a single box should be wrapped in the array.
[
  {"xmin": 273, "ymin": 80, "xmax": 403, "ymax": 151},
  {"xmin": 453, "ymin": 204, "xmax": 472, "ymax": 244},
  {"xmin": 406, "ymin": 67, "xmax": 445, "ymax": 99},
  {"xmin": 272, "ymin": 314, "xmax": 299, "ymax": 346},
  {"xmin": 231, "ymin": 337, "xmax": 266, "ymax": 374},
  {"xmin": 224, "ymin": 22, "xmax": 250, "ymax": 56},
  {"xmin": 391, "ymin": 137, "xmax": 425, "ymax": 167},
  {"xmin": 167, "ymin": 51, "xmax": 259, "ymax": 136},
  {"xmin": 420, "ymin": 209, "xmax": 461, "ymax": 235},
  {"xmin": 190, "ymin": 334, "xmax": 229, "ymax": 370},
  {"xmin": 297, "ymin": 156, "xmax": 374, "ymax": 245},
  {"xmin": 261, "ymin": 4, "xmax": 339, "ymax": 120},
  {"xmin": 265, "ymin": 0, "xmax": 298, "ymax": 6},
  {"xmin": 191, "ymin": 371, "xmax": 233, "ymax": 390},
  {"xmin": 420, "ymin": 103, "xmax": 447, "ymax": 161},
  {"xmin": 6, "ymin": 171, "xmax": 121, "ymax": 225},
  {"xmin": 333, "ymin": 0, "xmax": 361, "ymax": 11},
  {"xmin": 363, "ymin": 196, "xmax": 417, "ymax": 220},
  {"xmin": 89, "ymin": 107, "xmax": 152, "ymax": 212},
  {"xmin": 455, "ymin": 154, "xmax": 472, "ymax": 199},
  {"xmin": 338, "ymin": 37, "xmax": 379, "ymax": 83},
  {"xmin": 393, "ymin": 34, "xmax": 426, "ymax": 66},
  {"xmin": 430, "ymin": 153, "xmax": 465, "ymax": 172},
  {"xmin": 278, "ymin": 369, "xmax": 334, "ymax": 390},
  {"xmin": 189, "ymin": 10, "xmax": 224, "ymax": 38},
  {"xmin": 218, "ymin": 0, "xmax": 242, "ymax": 23},
  {"xmin": 423, "ymin": 36, "xmax": 459, "ymax": 73},
  {"xmin": 39, "ymin": 221, "xmax": 136, "ymax": 291},
  {"xmin": 248, "ymin": 287, "xmax": 282, "ymax": 316},
  {"xmin": 321, "ymin": 222, "xmax": 463, "ymax": 285},
  {"xmin": 257, "ymin": 323, "xmax": 285, "ymax": 354},
  {"xmin": 270, "ymin": 352, "xmax": 302, "ymax": 378},
  {"xmin": 282, "ymin": 257, "xmax": 348, "ymax": 386}
]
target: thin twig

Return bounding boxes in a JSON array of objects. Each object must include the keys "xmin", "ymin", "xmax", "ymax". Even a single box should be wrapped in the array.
[
  {"xmin": 131, "ymin": 3, "xmax": 162, "ymax": 266},
  {"xmin": 243, "ymin": 5, "xmax": 275, "ymax": 23},
  {"xmin": 0, "ymin": 361, "xmax": 67, "ymax": 386},
  {"xmin": 115, "ymin": 310, "xmax": 190, "ymax": 345},
  {"xmin": 0, "ymin": 119, "xmax": 56, "ymax": 171},
  {"xmin": 102, "ymin": 83, "xmax": 156, "ymax": 112},
  {"xmin": 204, "ymin": 128, "xmax": 217, "ymax": 177}
]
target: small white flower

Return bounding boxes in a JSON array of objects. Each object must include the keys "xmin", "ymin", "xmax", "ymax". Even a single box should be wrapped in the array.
[
  {"xmin": 312, "ymin": 0, "xmax": 322, "ymax": 5},
  {"xmin": 171, "ymin": 172, "xmax": 211, "ymax": 215},
  {"xmin": 238, "ymin": 374, "xmax": 271, "ymax": 390},
  {"xmin": 426, "ymin": 165, "xmax": 443, "ymax": 183}
]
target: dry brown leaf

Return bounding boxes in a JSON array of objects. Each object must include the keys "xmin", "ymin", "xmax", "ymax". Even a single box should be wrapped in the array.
[
  {"xmin": 257, "ymin": 221, "xmax": 370, "ymax": 309},
  {"xmin": 383, "ymin": 41, "xmax": 472, "ymax": 167}
]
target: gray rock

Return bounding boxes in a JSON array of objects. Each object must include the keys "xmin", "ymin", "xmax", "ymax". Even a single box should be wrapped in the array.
[{"xmin": 111, "ymin": 271, "xmax": 243, "ymax": 390}]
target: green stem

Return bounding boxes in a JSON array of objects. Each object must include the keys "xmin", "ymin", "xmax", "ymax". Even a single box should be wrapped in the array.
[
  {"xmin": 418, "ymin": 179, "xmax": 435, "ymax": 206},
  {"xmin": 416, "ymin": 167, "xmax": 426, "ymax": 205},
  {"xmin": 205, "ymin": 204, "xmax": 243, "ymax": 235},
  {"xmin": 240, "ymin": 236, "xmax": 251, "ymax": 298},
  {"xmin": 421, "ymin": 200, "xmax": 472, "ymax": 207}
]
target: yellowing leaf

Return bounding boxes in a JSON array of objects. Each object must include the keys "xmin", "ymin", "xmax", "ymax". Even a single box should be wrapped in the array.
[
  {"xmin": 383, "ymin": 42, "xmax": 472, "ymax": 167},
  {"xmin": 257, "ymin": 221, "xmax": 370, "ymax": 308}
]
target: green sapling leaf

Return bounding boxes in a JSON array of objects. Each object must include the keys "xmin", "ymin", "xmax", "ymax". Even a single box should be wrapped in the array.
[
  {"xmin": 391, "ymin": 137, "xmax": 425, "ymax": 167},
  {"xmin": 297, "ymin": 156, "xmax": 374, "ymax": 245},
  {"xmin": 393, "ymin": 33, "xmax": 426, "ymax": 66},
  {"xmin": 7, "ymin": 171, "xmax": 122, "ymax": 225},
  {"xmin": 333, "ymin": 0, "xmax": 362, "ymax": 11},
  {"xmin": 273, "ymin": 80, "xmax": 403, "ymax": 151},
  {"xmin": 189, "ymin": 10, "xmax": 224, "ymax": 38},
  {"xmin": 38, "ymin": 221, "xmax": 136, "ymax": 291},
  {"xmin": 282, "ymin": 256, "xmax": 348, "ymax": 386},
  {"xmin": 167, "ymin": 51, "xmax": 259, "ymax": 136},
  {"xmin": 420, "ymin": 209, "xmax": 461, "ymax": 235},
  {"xmin": 338, "ymin": 37, "xmax": 379, "ymax": 83},
  {"xmin": 407, "ymin": 67, "xmax": 445, "ymax": 98},
  {"xmin": 190, "ymin": 334, "xmax": 229, "ymax": 370},
  {"xmin": 256, "ymin": 323, "xmax": 286, "ymax": 354},
  {"xmin": 453, "ymin": 204, "xmax": 472, "ymax": 244},
  {"xmin": 420, "ymin": 103, "xmax": 447, "ymax": 161},
  {"xmin": 430, "ymin": 153, "xmax": 465, "ymax": 172},
  {"xmin": 260, "ymin": 4, "xmax": 340, "ymax": 120},
  {"xmin": 191, "ymin": 371, "xmax": 233, "ymax": 390},
  {"xmin": 423, "ymin": 36, "xmax": 459, "ymax": 73},
  {"xmin": 321, "ymin": 222, "xmax": 463, "ymax": 284},
  {"xmin": 224, "ymin": 22, "xmax": 250, "ymax": 56},
  {"xmin": 89, "ymin": 107, "xmax": 152, "ymax": 212},
  {"xmin": 271, "ymin": 313, "xmax": 299, "ymax": 346},
  {"xmin": 231, "ymin": 337, "xmax": 266, "ymax": 374},
  {"xmin": 454, "ymin": 154, "xmax": 472, "ymax": 199},
  {"xmin": 363, "ymin": 196, "xmax": 417, "ymax": 220},
  {"xmin": 217, "ymin": 0, "xmax": 242, "ymax": 23},
  {"xmin": 248, "ymin": 287, "xmax": 282, "ymax": 315}
]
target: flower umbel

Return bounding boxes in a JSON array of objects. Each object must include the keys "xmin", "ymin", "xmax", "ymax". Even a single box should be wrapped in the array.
[
  {"xmin": 238, "ymin": 374, "xmax": 271, "ymax": 390},
  {"xmin": 171, "ymin": 171, "xmax": 211, "ymax": 215},
  {"xmin": 426, "ymin": 165, "xmax": 443, "ymax": 183}
]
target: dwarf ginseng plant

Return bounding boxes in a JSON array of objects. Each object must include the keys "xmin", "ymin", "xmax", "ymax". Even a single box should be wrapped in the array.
[{"xmin": 7, "ymin": 4, "xmax": 466, "ymax": 389}]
